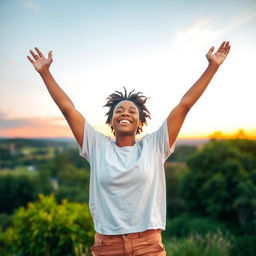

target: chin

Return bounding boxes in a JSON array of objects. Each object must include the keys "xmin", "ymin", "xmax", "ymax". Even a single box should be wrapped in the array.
[{"xmin": 115, "ymin": 129, "xmax": 136, "ymax": 136}]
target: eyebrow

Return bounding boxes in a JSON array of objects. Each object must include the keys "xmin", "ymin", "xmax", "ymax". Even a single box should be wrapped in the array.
[{"xmin": 116, "ymin": 106, "xmax": 137, "ymax": 110}]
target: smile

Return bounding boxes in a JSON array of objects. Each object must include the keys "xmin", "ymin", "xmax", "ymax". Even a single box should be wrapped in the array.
[{"xmin": 119, "ymin": 119, "xmax": 132, "ymax": 124}]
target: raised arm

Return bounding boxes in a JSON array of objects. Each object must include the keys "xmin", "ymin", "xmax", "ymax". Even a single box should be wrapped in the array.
[
  {"xmin": 27, "ymin": 47, "xmax": 85, "ymax": 147},
  {"xmin": 167, "ymin": 41, "xmax": 231, "ymax": 147}
]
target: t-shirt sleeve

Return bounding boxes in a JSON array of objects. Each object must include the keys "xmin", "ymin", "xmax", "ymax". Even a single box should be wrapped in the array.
[
  {"xmin": 79, "ymin": 120, "xmax": 106, "ymax": 163},
  {"xmin": 146, "ymin": 119, "xmax": 175, "ymax": 161}
]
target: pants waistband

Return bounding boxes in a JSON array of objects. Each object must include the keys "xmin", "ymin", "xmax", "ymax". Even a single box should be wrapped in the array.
[{"xmin": 96, "ymin": 228, "xmax": 162, "ymax": 239}]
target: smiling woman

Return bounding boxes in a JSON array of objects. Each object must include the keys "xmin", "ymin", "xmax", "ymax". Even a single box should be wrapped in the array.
[
  {"xmin": 103, "ymin": 88, "xmax": 151, "ymax": 145},
  {"xmin": 27, "ymin": 41, "xmax": 230, "ymax": 255}
]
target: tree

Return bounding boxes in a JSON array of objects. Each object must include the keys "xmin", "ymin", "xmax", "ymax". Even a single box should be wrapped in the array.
[
  {"xmin": 0, "ymin": 172, "xmax": 53, "ymax": 214},
  {"xmin": 3, "ymin": 194, "xmax": 94, "ymax": 256},
  {"xmin": 180, "ymin": 139, "xmax": 256, "ymax": 233}
]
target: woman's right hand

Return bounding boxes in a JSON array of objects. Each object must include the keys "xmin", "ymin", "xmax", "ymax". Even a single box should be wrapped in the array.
[{"xmin": 27, "ymin": 47, "xmax": 53, "ymax": 73}]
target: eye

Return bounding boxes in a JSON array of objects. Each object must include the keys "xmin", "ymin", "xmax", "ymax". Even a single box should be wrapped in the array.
[{"xmin": 115, "ymin": 110, "xmax": 122, "ymax": 113}]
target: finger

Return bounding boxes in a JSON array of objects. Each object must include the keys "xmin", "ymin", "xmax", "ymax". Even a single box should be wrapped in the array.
[
  {"xmin": 29, "ymin": 50, "xmax": 37, "ymax": 59},
  {"xmin": 35, "ymin": 47, "xmax": 44, "ymax": 58},
  {"xmin": 220, "ymin": 41, "xmax": 231, "ymax": 54},
  {"xmin": 224, "ymin": 41, "xmax": 230, "ymax": 51},
  {"xmin": 27, "ymin": 55, "xmax": 34, "ymax": 64},
  {"xmin": 48, "ymin": 50, "xmax": 53, "ymax": 59},
  {"xmin": 227, "ymin": 44, "xmax": 231, "ymax": 52},
  {"xmin": 208, "ymin": 46, "xmax": 214, "ymax": 53},
  {"xmin": 29, "ymin": 50, "xmax": 39, "ymax": 60},
  {"xmin": 225, "ymin": 44, "xmax": 231, "ymax": 55},
  {"xmin": 217, "ymin": 41, "xmax": 226, "ymax": 52}
]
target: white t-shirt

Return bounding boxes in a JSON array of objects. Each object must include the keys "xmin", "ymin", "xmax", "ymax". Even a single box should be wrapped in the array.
[{"xmin": 79, "ymin": 119, "xmax": 175, "ymax": 235}]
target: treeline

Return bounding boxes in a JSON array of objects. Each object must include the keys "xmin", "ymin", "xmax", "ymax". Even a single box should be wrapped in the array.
[
  {"xmin": 0, "ymin": 138, "xmax": 77, "ymax": 169},
  {"xmin": 164, "ymin": 138, "xmax": 256, "ymax": 255},
  {"xmin": 0, "ymin": 138, "xmax": 255, "ymax": 255}
]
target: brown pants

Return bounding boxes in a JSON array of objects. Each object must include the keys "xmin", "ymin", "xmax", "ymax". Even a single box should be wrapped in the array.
[{"xmin": 90, "ymin": 228, "xmax": 166, "ymax": 256}]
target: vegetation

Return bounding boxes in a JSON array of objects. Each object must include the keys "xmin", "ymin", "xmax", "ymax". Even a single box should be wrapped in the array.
[
  {"xmin": 180, "ymin": 139, "xmax": 256, "ymax": 234},
  {"xmin": 166, "ymin": 230, "xmax": 232, "ymax": 256},
  {"xmin": 0, "ymin": 137, "xmax": 255, "ymax": 255},
  {"xmin": 0, "ymin": 194, "xmax": 94, "ymax": 256}
]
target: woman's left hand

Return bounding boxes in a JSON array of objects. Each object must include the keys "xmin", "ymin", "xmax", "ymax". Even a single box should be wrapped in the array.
[{"xmin": 206, "ymin": 41, "xmax": 231, "ymax": 66}]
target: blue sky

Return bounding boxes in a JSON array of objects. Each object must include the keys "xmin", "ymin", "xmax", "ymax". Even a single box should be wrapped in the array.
[{"xmin": 0, "ymin": 0, "xmax": 256, "ymax": 138}]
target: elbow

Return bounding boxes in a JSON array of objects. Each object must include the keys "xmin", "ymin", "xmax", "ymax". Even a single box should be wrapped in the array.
[
  {"xmin": 179, "ymin": 102, "xmax": 191, "ymax": 114},
  {"xmin": 61, "ymin": 104, "xmax": 75, "ymax": 117}
]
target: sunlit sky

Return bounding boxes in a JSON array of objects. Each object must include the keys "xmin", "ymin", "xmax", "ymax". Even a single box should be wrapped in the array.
[{"xmin": 0, "ymin": 0, "xmax": 256, "ymax": 140}]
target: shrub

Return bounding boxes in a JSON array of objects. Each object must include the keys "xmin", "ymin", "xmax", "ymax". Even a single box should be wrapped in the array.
[
  {"xmin": 166, "ymin": 215, "xmax": 231, "ymax": 238},
  {"xmin": 180, "ymin": 139, "xmax": 256, "ymax": 233},
  {"xmin": 3, "ymin": 194, "xmax": 94, "ymax": 256},
  {"xmin": 230, "ymin": 235, "xmax": 256, "ymax": 256},
  {"xmin": 0, "ymin": 171, "xmax": 53, "ymax": 214},
  {"xmin": 0, "ymin": 213, "xmax": 12, "ymax": 231},
  {"xmin": 166, "ymin": 230, "xmax": 232, "ymax": 256}
]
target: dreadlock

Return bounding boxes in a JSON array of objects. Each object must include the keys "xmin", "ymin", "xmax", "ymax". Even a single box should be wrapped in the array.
[{"xmin": 104, "ymin": 87, "xmax": 151, "ymax": 134}]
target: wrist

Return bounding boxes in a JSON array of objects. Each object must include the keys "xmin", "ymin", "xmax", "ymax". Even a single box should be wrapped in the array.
[
  {"xmin": 207, "ymin": 61, "xmax": 220, "ymax": 70},
  {"xmin": 38, "ymin": 68, "xmax": 50, "ymax": 76}
]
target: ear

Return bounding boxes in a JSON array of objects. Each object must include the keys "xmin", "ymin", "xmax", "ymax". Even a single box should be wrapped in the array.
[
  {"xmin": 110, "ymin": 119, "xmax": 114, "ymax": 132},
  {"xmin": 138, "ymin": 120, "xmax": 143, "ymax": 130}
]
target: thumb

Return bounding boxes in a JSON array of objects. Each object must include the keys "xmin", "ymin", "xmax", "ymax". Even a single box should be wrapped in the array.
[{"xmin": 207, "ymin": 46, "xmax": 214, "ymax": 55}]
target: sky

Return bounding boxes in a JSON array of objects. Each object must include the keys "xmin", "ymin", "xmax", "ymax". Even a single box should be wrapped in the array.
[{"xmin": 0, "ymin": 0, "xmax": 256, "ymax": 140}]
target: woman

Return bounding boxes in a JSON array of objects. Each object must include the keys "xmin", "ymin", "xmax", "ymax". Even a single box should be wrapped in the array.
[{"xmin": 27, "ymin": 41, "xmax": 230, "ymax": 256}]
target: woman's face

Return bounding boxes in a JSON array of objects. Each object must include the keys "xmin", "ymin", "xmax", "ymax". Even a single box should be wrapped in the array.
[{"xmin": 111, "ymin": 100, "xmax": 141, "ymax": 136}]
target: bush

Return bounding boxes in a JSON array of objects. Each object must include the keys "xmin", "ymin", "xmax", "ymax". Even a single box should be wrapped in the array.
[
  {"xmin": 166, "ymin": 215, "xmax": 231, "ymax": 238},
  {"xmin": 165, "ymin": 162, "xmax": 187, "ymax": 218},
  {"xmin": 55, "ymin": 166, "xmax": 90, "ymax": 203},
  {"xmin": 2, "ymin": 194, "xmax": 94, "ymax": 256},
  {"xmin": 180, "ymin": 139, "xmax": 256, "ymax": 232},
  {"xmin": 0, "ymin": 213, "xmax": 12, "ymax": 231},
  {"xmin": 0, "ymin": 171, "xmax": 53, "ymax": 214},
  {"xmin": 230, "ymin": 235, "xmax": 256, "ymax": 256},
  {"xmin": 0, "ymin": 228, "xmax": 15, "ymax": 256},
  {"xmin": 166, "ymin": 230, "xmax": 232, "ymax": 256}
]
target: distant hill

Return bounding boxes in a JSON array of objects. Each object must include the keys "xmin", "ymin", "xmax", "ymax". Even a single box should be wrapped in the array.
[
  {"xmin": 0, "ymin": 137, "xmax": 76, "ymax": 147},
  {"xmin": 0, "ymin": 137, "xmax": 207, "ymax": 147},
  {"xmin": 176, "ymin": 138, "xmax": 209, "ymax": 147}
]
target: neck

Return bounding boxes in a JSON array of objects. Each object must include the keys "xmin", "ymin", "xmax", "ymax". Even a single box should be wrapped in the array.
[{"xmin": 115, "ymin": 135, "xmax": 136, "ymax": 147}]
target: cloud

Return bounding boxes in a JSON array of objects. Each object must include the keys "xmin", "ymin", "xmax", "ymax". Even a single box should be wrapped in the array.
[
  {"xmin": 222, "ymin": 10, "xmax": 256, "ymax": 33},
  {"xmin": 20, "ymin": 0, "xmax": 40, "ymax": 12},
  {"xmin": 0, "ymin": 111, "xmax": 72, "ymax": 138},
  {"xmin": 173, "ymin": 9, "xmax": 256, "ymax": 48},
  {"xmin": 0, "ymin": 111, "xmax": 30, "ymax": 129},
  {"xmin": 1, "ymin": 59, "xmax": 18, "ymax": 66},
  {"xmin": 174, "ymin": 18, "xmax": 221, "ymax": 48}
]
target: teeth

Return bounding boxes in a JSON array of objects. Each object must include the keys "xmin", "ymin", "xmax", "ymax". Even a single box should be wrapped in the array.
[{"xmin": 120, "ymin": 120, "xmax": 130, "ymax": 124}]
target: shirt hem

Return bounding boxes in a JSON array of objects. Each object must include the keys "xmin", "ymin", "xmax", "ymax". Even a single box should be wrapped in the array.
[{"xmin": 94, "ymin": 225, "xmax": 166, "ymax": 235}]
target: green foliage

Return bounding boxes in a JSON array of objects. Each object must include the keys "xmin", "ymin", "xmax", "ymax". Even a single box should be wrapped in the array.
[
  {"xmin": 0, "ymin": 171, "xmax": 53, "ymax": 214},
  {"xmin": 166, "ymin": 230, "xmax": 232, "ymax": 256},
  {"xmin": 165, "ymin": 162, "xmax": 187, "ymax": 218},
  {"xmin": 0, "ymin": 226, "xmax": 15, "ymax": 256},
  {"xmin": 230, "ymin": 235, "xmax": 256, "ymax": 256},
  {"xmin": 3, "ymin": 194, "xmax": 94, "ymax": 256},
  {"xmin": 168, "ymin": 145, "xmax": 197, "ymax": 162},
  {"xmin": 0, "ymin": 138, "xmax": 78, "ymax": 170},
  {"xmin": 0, "ymin": 213, "xmax": 12, "ymax": 231},
  {"xmin": 180, "ymin": 139, "xmax": 256, "ymax": 233},
  {"xmin": 55, "ymin": 165, "xmax": 90, "ymax": 203},
  {"xmin": 166, "ymin": 215, "xmax": 230, "ymax": 238},
  {"xmin": 41, "ymin": 149, "xmax": 90, "ymax": 177}
]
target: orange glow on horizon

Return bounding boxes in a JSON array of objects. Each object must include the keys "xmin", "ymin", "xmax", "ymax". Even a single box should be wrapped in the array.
[
  {"xmin": 0, "ymin": 121, "xmax": 73, "ymax": 138},
  {"xmin": 1, "ymin": 123, "xmax": 255, "ymax": 140}
]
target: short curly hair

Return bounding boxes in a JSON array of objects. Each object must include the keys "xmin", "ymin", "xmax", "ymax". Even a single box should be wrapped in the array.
[{"xmin": 104, "ymin": 87, "xmax": 151, "ymax": 134}]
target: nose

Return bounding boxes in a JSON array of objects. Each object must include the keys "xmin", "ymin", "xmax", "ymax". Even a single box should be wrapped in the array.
[{"xmin": 121, "ymin": 111, "xmax": 130, "ymax": 116}]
